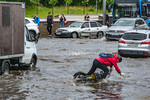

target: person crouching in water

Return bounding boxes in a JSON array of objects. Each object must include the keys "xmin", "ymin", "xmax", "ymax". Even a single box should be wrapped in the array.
[{"xmin": 87, "ymin": 54, "xmax": 125, "ymax": 79}]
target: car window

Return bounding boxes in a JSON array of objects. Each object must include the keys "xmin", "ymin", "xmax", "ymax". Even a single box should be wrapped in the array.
[
  {"xmin": 135, "ymin": 20, "xmax": 145, "ymax": 25},
  {"xmin": 81, "ymin": 22, "xmax": 89, "ymax": 28},
  {"xmin": 122, "ymin": 33, "xmax": 147, "ymax": 40},
  {"xmin": 90, "ymin": 22, "xmax": 98, "ymax": 27},
  {"xmin": 69, "ymin": 22, "xmax": 83, "ymax": 28},
  {"xmin": 114, "ymin": 20, "xmax": 134, "ymax": 26},
  {"xmin": 96, "ymin": 22, "xmax": 102, "ymax": 27},
  {"xmin": 25, "ymin": 19, "xmax": 30, "ymax": 24},
  {"xmin": 149, "ymin": 34, "xmax": 150, "ymax": 39}
]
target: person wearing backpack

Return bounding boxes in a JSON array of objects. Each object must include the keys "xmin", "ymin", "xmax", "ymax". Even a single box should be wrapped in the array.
[
  {"xmin": 87, "ymin": 53, "xmax": 125, "ymax": 79},
  {"xmin": 33, "ymin": 13, "xmax": 40, "ymax": 26}
]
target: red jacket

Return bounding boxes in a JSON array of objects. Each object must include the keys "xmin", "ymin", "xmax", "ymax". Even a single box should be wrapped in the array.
[{"xmin": 96, "ymin": 55, "xmax": 121, "ymax": 73}]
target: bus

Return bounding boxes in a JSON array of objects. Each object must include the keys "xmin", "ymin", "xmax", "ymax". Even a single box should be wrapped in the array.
[{"xmin": 108, "ymin": 0, "xmax": 150, "ymax": 26}]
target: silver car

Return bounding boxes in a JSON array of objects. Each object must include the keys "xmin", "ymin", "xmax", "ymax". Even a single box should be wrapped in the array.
[
  {"xmin": 55, "ymin": 21, "xmax": 107, "ymax": 38},
  {"xmin": 118, "ymin": 30, "xmax": 150, "ymax": 57},
  {"xmin": 105, "ymin": 18, "xmax": 148, "ymax": 40}
]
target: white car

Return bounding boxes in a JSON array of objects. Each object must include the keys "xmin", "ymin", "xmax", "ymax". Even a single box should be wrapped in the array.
[
  {"xmin": 105, "ymin": 18, "xmax": 148, "ymax": 40},
  {"xmin": 25, "ymin": 17, "xmax": 40, "ymax": 42},
  {"xmin": 55, "ymin": 21, "xmax": 108, "ymax": 38}
]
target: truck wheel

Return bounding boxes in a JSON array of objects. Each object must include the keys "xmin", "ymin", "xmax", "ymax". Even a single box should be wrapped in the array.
[
  {"xmin": 29, "ymin": 57, "xmax": 37, "ymax": 70},
  {"xmin": 71, "ymin": 33, "xmax": 78, "ymax": 38},
  {"xmin": 1, "ymin": 60, "xmax": 10, "ymax": 75},
  {"xmin": 97, "ymin": 32, "xmax": 103, "ymax": 39}
]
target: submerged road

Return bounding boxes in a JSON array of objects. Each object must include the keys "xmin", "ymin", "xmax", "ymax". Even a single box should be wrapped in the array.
[{"xmin": 0, "ymin": 38, "xmax": 150, "ymax": 100}]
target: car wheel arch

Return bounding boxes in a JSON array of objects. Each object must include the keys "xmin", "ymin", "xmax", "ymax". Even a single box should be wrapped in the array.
[
  {"xmin": 71, "ymin": 32, "xmax": 79, "ymax": 38},
  {"xmin": 97, "ymin": 31, "xmax": 104, "ymax": 38}
]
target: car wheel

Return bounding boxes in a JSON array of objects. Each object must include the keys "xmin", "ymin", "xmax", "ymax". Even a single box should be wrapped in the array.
[
  {"xmin": 71, "ymin": 33, "xmax": 78, "ymax": 38},
  {"xmin": 29, "ymin": 57, "xmax": 37, "ymax": 70},
  {"xmin": 0, "ymin": 60, "xmax": 10, "ymax": 75},
  {"xmin": 97, "ymin": 32, "xmax": 103, "ymax": 39},
  {"xmin": 29, "ymin": 31, "xmax": 36, "ymax": 40}
]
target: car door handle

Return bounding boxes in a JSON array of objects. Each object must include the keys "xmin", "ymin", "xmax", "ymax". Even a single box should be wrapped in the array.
[
  {"xmin": 27, "ymin": 47, "xmax": 31, "ymax": 49},
  {"xmin": 88, "ymin": 29, "xmax": 90, "ymax": 31}
]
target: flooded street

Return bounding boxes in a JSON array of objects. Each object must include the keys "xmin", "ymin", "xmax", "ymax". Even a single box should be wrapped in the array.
[{"xmin": 0, "ymin": 38, "xmax": 150, "ymax": 100}]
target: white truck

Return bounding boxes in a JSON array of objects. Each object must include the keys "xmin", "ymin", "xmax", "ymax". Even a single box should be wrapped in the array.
[{"xmin": 0, "ymin": 2, "xmax": 38, "ymax": 75}]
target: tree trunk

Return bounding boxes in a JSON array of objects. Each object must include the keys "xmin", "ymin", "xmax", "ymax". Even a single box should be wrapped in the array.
[
  {"xmin": 52, "ymin": 5, "xmax": 54, "ymax": 16},
  {"xmin": 36, "ymin": 0, "xmax": 38, "ymax": 15},
  {"xmin": 67, "ymin": 5, "xmax": 69, "ymax": 14},
  {"xmin": 83, "ymin": 3, "xmax": 85, "ymax": 14},
  {"xmin": 100, "ymin": 0, "xmax": 103, "ymax": 9}
]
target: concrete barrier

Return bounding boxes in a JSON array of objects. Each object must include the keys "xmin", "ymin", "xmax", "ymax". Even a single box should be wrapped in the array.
[
  {"xmin": 39, "ymin": 20, "xmax": 74, "ymax": 37},
  {"xmin": 39, "ymin": 14, "xmax": 110, "ymax": 37}
]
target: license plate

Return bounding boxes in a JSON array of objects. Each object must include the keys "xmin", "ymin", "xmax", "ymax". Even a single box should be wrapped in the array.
[
  {"xmin": 56, "ymin": 32, "xmax": 61, "ymax": 35},
  {"xmin": 128, "ymin": 44, "xmax": 137, "ymax": 47},
  {"xmin": 112, "ymin": 33, "xmax": 119, "ymax": 35}
]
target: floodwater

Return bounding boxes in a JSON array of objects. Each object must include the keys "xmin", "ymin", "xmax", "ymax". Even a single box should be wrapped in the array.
[{"xmin": 0, "ymin": 38, "xmax": 150, "ymax": 100}]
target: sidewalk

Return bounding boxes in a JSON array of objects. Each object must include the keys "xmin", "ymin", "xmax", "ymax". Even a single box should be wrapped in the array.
[{"xmin": 40, "ymin": 14, "xmax": 100, "ymax": 22}]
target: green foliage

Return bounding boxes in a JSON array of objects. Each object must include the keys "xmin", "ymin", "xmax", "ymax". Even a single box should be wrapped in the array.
[
  {"xmin": 25, "ymin": 5, "xmax": 103, "ymax": 18},
  {"xmin": 64, "ymin": 0, "xmax": 72, "ymax": 5},
  {"xmin": 49, "ymin": 0, "xmax": 58, "ymax": 6},
  {"xmin": 82, "ymin": 0, "xmax": 89, "ymax": 5},
  {"xmin": 1, "ymin": 0, "xmax": 113, "ymax": 7}
]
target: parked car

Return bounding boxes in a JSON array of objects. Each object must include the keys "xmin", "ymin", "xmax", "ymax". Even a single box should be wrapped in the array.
[
  {"xmin": 55, "ymin": 21, "xmax": 107, "ymax": 38},
  {"xmin": 105, "ymin": 18, "xmax": 148, "ymax": 40},
  {"xmin": 118, "ymin": 29, "xmax": 150, "ymax": 57},
  {"xmin": 25, "ymin": 17, "xmax": 40, "ymax": 42}
]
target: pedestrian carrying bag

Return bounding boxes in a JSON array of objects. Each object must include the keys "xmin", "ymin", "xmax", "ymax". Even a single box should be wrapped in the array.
[
  {"xmin": 64, "ymin": 20, "xmax": 67, "ymax": 24},
  {"xmin": 99, "ymin": 52, "xmax": 114, "ymax": 59}
]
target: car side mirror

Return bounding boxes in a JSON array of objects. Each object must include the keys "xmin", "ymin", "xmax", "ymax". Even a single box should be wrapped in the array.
[{"xmin": 135, "ymin": 24, "xmax": 139, "ymax": 27}]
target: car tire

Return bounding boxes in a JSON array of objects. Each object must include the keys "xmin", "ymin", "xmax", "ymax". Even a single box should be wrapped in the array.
[
  {"xmin": 29, "ymin": 31, "xmax": 36, "ymax": 40},
  {"xmin": 29, "ymin": 56, "xmax": 37, "ymax": 70},
  {"xmin": 0, "ymin": 60, "xmax": 10, "ymax": 75},
  {"xmin": 97, "ymin": 32, "xmax": 103, "ymax": 39},
  {"xmin": 71, "ymin": 32, "xmax": 78, "ymax": 38}
]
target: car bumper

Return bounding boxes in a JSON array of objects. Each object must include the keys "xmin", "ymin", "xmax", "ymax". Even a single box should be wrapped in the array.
[
  {"xmin": 105, "ymin": 34, "xmax": 122, "ymax": 40},
  {"xmin": 118, "ymin": 50, "xmax": 150, "ymax": 57},
  {"xmin": 55, "ymin": 32, "xmax": 71, "ymax": 37}
]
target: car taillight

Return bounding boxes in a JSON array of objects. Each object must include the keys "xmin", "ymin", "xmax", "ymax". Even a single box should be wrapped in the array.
[
  {"xmin": 118, "ymin": 39, "xmax": 125, "ymax": 44},
  {"xmin": 141, "ymin": 40, "xmax": 150, "ymax": 44}
]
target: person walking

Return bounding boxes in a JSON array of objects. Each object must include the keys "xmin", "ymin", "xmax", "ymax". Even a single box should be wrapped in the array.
[
  {"xmin": 47, "ymin": 12, "xmax": 53, "ymax": 37},
  {"xmin": 60, "ymin": 14, "xmax": 66, "ymax": 28},
  {"xmin": 84, "ymin": 13, "xmax": 90, "ymax": 21},
  {"xmin": 87, "ymin": 53, "xmax": 125, "ymax": 79},
  {"xmin": 33, "ymin": 13, "xmax": 40, "ymax": 26},
  {"xmin": 106, "ymin": 13, "xmax": 110, "ymax": 27}
]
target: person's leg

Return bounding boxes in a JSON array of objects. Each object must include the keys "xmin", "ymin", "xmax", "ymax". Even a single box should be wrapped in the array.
[
  {"xmin": 62, "ymin": 22, "xmax": 64, "ymax": 28},
  {"xmin": 87, "ymin": 59, "xmax": 109, "ymax": 78},
  {"xmin": 87, "ymin": 59, "xmax": 98, "ymax": 75},
  {"xmin": 50, "ymin": 26, "xmax": 52, "ymax": 35},
  {"xmin": 99, "ymin": 64, "xmax": 109, "ymax": 78},
  {"xmin": 60, "ymin": 22, "xmax": 62, "ymax": 28},
  {"xmin": 47, "ymin": 24, "xmax": 50, "ymax": 35}
]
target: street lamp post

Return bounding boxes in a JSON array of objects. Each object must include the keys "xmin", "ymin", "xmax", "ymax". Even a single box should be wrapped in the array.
[
  {"xmin": 103, "ymin": 0, "xmax": 106, "ymax": 25},
  {"xmin": 96, "ymin": 0, "xmax": 97, "ymax": 14}
]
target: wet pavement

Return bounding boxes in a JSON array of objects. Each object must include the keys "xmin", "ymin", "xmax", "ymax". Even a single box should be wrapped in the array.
[{"xmin": 0, "ymin": 38, "xmax": 150, "ymax": 100}]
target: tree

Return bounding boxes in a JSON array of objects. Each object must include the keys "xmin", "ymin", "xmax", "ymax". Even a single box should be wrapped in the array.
[
  {"xmin": 64, "ymin": 0, "xmax": 72, "ymax": 14},
  {"xmin": 49, "ymin": 0, "xmax": 58, "ymax": 16},
  {"xmin": 82, "ymin": 0, "xmax": 89, "ymax": 14}
]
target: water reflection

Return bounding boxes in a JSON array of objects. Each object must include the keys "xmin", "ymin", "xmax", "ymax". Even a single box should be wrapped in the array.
[
  {"xmin": 0, "ymin": 73, "xmax": 28, "ymax": 100},
  {"xmin": 87, "ymin": 81, "xmax": 123, "ymax": 100}
]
